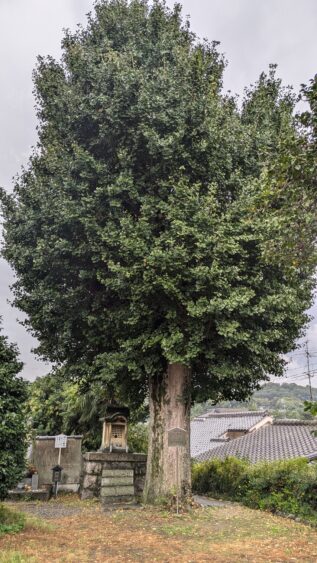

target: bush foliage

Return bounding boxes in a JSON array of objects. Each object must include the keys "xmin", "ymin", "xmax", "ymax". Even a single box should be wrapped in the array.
[
  {"xmin": 0, "ymin": 327, "xmax": 27, "ymax": 499},
  {"xmin": 0, "ymin": 505, "xmax": 25, "ymax": 536},
  {"xmin": 192, "ymin": 456, "xmax": 317, "ymax": 521}
]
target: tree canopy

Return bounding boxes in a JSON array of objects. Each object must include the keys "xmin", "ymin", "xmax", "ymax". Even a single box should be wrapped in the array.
[
  {"xmin": 1, "ymin": 0, "xmax": 317, "ymax": 403},
  {"xmin": 0, "ymin": 322, "xmax": 27, "ymax": 499},
  {"xmin": 0, "ymin": 0, "xmax": 317, "ymax": 498}
]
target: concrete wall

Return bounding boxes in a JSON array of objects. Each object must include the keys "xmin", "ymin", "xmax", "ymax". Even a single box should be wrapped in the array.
[{"xmin": 31, "ymin": 436, "xmax": 83, "ymax": 492}]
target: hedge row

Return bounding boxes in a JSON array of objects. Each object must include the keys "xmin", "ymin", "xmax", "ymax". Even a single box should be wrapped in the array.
[{"xmin": 192, "ymin": 457, "xmax": 317, "ymax": 521}]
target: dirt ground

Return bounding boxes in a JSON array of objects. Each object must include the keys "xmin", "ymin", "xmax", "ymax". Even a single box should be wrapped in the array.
[{"xmin": 1, "ymin": 496, "xmax": 317, "ymax": 562}]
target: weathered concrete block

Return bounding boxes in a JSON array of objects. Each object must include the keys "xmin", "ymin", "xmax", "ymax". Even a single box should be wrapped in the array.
[
  {"xmin": 102, "ymin": 469, "xmax": 133, "ymax": 478},
  {"xmin": 101, "ymin": 476, "xmax": 133, "ymax": 487},
  {"xmin": 135, "ymin": 475, "xmax": 146, "ymax": 497},
  {"xmin": 83, "ymin": 474, "xmax": 98, "ymax": 489},
  {"xmin": 7, "ymin": 489, "xmax": 51, "ymax": 502},
  {"xmin": 101, "ymin": 485, "xmax": 135, "ymax": 497},
  {"xmin": 31, "ymin": 473, "xmax": 39, "ymax": 490},
  {"xmin": 81, "ymin": 489, "xmax": 95, "ymax": 500},
  {"xmin": 32, "ymin": 435, "xmax": 83, "ymax": 488},
  {"xmin": 102, "ymin": 462, "xmax": 134, "ymax": 470},
  {"xmin": 84, "ymin": 462, "xmax": 102, "ymax": 475}
]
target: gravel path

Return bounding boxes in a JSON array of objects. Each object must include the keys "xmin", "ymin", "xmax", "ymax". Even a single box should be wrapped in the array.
[
  {"xmin": 194, "ymin": 494, "xmax": 234, "ymax": 507},
  {"xmin": 7, "ymin": 501, "xmax": 85, "ymax": 520}
]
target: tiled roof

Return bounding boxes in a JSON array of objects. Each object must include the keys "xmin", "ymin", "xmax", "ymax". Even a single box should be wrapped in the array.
[
  {"xmin": 195, "ymin": 420, "xmax": 317, "ymax": 463},
  {"xmin": 190, "ymin": 411, "xmax": 269, "ymax": 458}
]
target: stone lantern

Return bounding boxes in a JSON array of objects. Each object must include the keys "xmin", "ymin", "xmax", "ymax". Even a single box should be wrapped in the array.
[{"xmin": 100, "ymin": 406, "xmax": 130, "ymax": 452}]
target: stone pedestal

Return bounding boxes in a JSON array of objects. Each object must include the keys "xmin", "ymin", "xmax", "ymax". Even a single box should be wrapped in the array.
[
  {"xmin": 31, "ymin": 473, "xmax": 39, "ymax": 490},
  {"xmin": 80, "ymin": 451, "xmax": 147, "ymax": 505}
]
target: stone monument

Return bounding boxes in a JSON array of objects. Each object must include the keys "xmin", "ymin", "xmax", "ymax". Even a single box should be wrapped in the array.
[{"xmin": 80, "ymin": 405, "xmax": 147, "ymax": 507}]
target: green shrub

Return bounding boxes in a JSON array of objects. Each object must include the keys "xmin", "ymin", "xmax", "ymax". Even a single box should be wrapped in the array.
[
  {"xmin": 192, "ymin": 457, "xmax": 249, "ymax": 498},
  {"xmin": 127, "ymin": 423, "xmax": 148, "ymax": 453},
  {"xmin": 0, "ymin": 328, "xmax": 28, "ymax": 499},
  {"xmin": 0, "ymin": 505, "xmax": 25, "ymax": 536},
  {"xmin": 192, "ymin": 456, "xmax": 317, "ymax": 521}
]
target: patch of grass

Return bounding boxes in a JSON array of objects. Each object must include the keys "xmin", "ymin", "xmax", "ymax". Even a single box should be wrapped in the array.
[
  {"xmin": 0, "ymin": 505, "xmax": 25, "ymax": 536},
  {"xmin": 0, "ymin": 552, "xmax": 36, "ymax": 563},
  {"xmin": 1, "ymin": 501, "xmax": 317, "ymax": 561},
  {"xmin": 160, "ymin": 523, "xmax": 199, "ymax": 537},
  {"xmin": 23, "ymin": 513, "xmax": 54, "ymax": 533}
]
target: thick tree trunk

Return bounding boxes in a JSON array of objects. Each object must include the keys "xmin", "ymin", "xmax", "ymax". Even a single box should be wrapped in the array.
[{"xmin": 143, "ymin": 362, "xmax": 191, "ymax": 503}]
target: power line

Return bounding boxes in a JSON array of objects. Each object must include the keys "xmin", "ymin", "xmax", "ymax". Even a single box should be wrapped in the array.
[
  {"xmin": 285, "ymin": 362, "xmax": 317, "ymax": 374},
  {"xmin": 305, "ymin": 340, "xmax": 313, "ymax": 400}
]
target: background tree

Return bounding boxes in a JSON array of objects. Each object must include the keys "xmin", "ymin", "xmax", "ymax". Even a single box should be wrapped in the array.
[
  {"xmin": 0, "ymin": 321, "xmax": 27, "ymax": 499},
  {"xmin": 28, "ymin": 372, "xmax": 148, "ymax": 452},
  {"xmin": 192, "ymin": 382, "xmax": 315, "ymax": 420},
  {"xmin": 1, "ymin": 1, "xmax": 317, "ymax": 501}
]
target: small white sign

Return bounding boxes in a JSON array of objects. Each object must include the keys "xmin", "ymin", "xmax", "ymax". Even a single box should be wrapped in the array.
[{"xmin": 55, "ymin": 434, "xmax": 68, "ymax": 449}]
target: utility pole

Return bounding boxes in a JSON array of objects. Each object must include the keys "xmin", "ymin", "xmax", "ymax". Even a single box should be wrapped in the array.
[{"xmin": 305, "ymin": 340, "xmax": 313, "ymax": 400}]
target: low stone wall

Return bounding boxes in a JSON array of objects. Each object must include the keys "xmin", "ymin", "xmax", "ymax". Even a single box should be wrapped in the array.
[
  {"xmin": 81, "ymin": 452, "xmax": 147, "ymax": 503},
  {"xmin": 31, "ymin": 436, "xmax": 83, "ymax": 492}
]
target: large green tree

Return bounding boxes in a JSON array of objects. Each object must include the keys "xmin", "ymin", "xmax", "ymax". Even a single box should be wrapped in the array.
[
  {"xmin": 0, "ymin": 322, "xmax": 27, "ymax": 499},
  {"xmin": 1, "ymin": 1, "xmax": 317, "ymax": 500}
]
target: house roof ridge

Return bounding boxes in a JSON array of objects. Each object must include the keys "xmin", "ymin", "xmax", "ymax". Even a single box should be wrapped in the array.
[
  {"xmin": 195, "ymin": 410, "xmax": 268, "ymax": 420},
  {"xmin": 194, "ymin": 419, "xmax": 317, "ymax": 464},
  {"xmin": 273, "ymin": 419, "xmax": 317, "ymax": 426}
]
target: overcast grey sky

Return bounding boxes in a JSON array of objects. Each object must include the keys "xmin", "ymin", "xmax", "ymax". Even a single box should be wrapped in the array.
[{"xmin": 1, "ymin": 0, "xmax": 317, "ymax": 383}]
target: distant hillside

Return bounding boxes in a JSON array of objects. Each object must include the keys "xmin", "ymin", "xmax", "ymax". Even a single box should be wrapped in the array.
[{"xmin": 192, "ymin": 382, "xmax": 317, "ymax": 420}]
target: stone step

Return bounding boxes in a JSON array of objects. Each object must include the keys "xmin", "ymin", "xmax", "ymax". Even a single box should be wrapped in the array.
[
  {"xmin": 101, "ymin": 476, "xmax": 133, "ymax": 487},
  {"xmin": 101, "ymin": 485, "xmax": 135, "ymax": 497},
  {"xmin": 102, "ymin": 469, "xmax": 134, "ymax": 478}
]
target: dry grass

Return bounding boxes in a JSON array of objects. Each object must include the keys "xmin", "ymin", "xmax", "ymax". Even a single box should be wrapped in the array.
[{"xmin": 1, "ymin": 496, "xmax": 317, "ymax": 562}]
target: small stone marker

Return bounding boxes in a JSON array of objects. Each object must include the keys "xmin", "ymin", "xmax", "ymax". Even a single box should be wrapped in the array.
[
  {"xmin": 31, "ymin": 473, "xmax": 39, "ymax": 491},
  {"xmin": 167, "ymin": 427, "xmax": 187, "ymax": 448}
]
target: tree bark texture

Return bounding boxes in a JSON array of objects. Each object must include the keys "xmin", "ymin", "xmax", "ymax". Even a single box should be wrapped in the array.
[{"xmin": 143, "ymin": 362, "xmax": 191, "ymax": 503}]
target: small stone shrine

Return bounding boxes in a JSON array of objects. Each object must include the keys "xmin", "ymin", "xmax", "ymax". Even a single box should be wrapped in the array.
[
  {"xmin": 100, "ymin": 406, "xmax": 130, "ymax": 452},
  {"xmin": 81, "ymin": 405, "xmax": 147, "ymax": 506}
]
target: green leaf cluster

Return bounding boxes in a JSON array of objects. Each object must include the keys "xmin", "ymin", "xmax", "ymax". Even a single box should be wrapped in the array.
[
  {"xmin": 0, "ymin": 324, "xmax": 27, "ymax": 499},
  {"xmin": 27, "ymin": 371, "xmax": 147, "ymax": 451},
  {"xmin": 1, "ymin": 1, "xmax": 317, "ymax": 406}
]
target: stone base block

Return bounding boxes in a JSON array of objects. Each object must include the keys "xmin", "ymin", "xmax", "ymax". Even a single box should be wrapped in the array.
[
  {"xmin": 85, "ymin": 462, "xmax": 103, "ymax": 475},
  {"xmin": 101, "ymin": 485, "xmax": 135, "ymax": 497},
  {"xmin": 8, "ymin": 488, "xmax": 52, "ymax": 501},
  {"xmin": 81, "ymin": 489, "xmax": 95, "ymax": 500},
  {"xmin": 81, "ymin": 451, "xmax": 147, "ymax": 503},
  {"xmin": 102, "ymin": 469, "xmax": 133, "ymax": 478},
  {"xmin": 101, "ymin": 476, "xmax": 133, "ymax": 487},
  {"xmin": 83, "ymin": 474, "xmax": 98, "ymax": 489},
  {"xmin": 102, "ymin": 497, "xmax": 137, "ymax": 509}
]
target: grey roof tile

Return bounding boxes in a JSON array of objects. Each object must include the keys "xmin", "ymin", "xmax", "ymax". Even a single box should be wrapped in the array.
[
  {"xmin": 190, "ymin": 411, "xmax": 269, "ymax": 457},
  {"xmin": 195, "ymin": 420, "xmax": 317, "ymax": 463}
]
